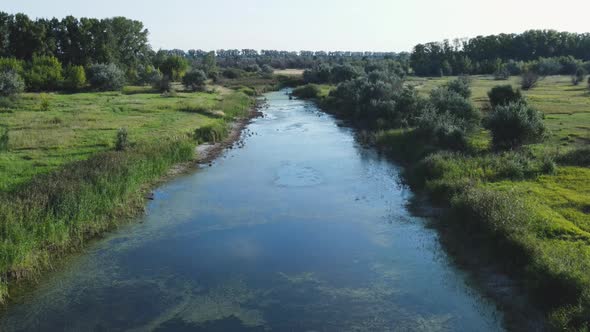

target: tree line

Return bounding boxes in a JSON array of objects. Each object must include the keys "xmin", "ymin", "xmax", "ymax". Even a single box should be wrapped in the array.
[{"xmin": 410, "ymin": 30, "xmax": 590, "ymax": 76}]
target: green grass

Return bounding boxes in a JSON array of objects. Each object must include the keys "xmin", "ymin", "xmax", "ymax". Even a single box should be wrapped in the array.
[
  {"xmin": 0, "ymin": 85, "xmax": 254, "ymax": 301},
  {"xmin": 0, "ymin": 88, "xmax": 251, "ymax": 191}
]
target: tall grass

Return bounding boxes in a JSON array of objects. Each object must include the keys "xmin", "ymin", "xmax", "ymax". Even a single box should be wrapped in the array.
[{"xmin": 0, "ymin": 138, "xmax": 194, "ymax": 301}]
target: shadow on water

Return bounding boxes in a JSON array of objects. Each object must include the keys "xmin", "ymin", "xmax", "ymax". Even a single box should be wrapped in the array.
[{"xmin": 0, "ymin": 90, "xmax": 507, "ymax": 331}]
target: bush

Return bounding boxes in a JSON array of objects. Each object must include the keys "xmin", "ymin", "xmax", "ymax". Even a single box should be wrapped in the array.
[
  {"xmin": 194, "ymin": 122, "xmax": 228, "ymax": 144},
  {"xmin": 487, "ymin": 85, "xmax": 524, "ymax": 108},
  {"xmin": 557, "ymin": 147, "xmax": 590, "ymax": 167},
  {"xmin": 330, "ymin": 64, "xmax": 360, "ymax": 83},
  {"xmin": 0, "ymin": 58, "xmax": 24, "ymax": 75},
  {"xmin": 261, "ymin": 65, "xmax": 274, "ymax": 75},
  {"xmin": 38, "ymin": 93, "xmax": 51, "ymax": 112},
  {"xmin": 244, "ymin": 64, "xmax": 260, "ymax": 73},
  {"xmin": 0, "ymin": 127, "xmax": 8, "ymax": 152},
  {"xmin": 182, "ymin": 69, "xmax": 207, "ymax": 91},
  {"xmin": 222, "ymin": 68, "xmax": 242, "ymax": 79},
  {"xmin": 115, "ymin": 128, "xmax": 129, "ymax": 151},
  {"xmin": 63, "ymin": 65, "xmax": 86, "ymax": 91},
  {"xmin": 429, "ymin": 87, "xmax": 480, "ymax": 126},
  {"xmin": 571, "ymin": 68, "xmax": 586, "ymax": 86},
  {"xmin": 493, "ymin": 67, "xmax": 510, "ymax": 80},
  {"xmin": 24, "ymin": 56, "xmax": 63, "ymax": 91},
  {"xmin": 485, "ymin": 102, "xmax": 546, "ymax": 149},
  {"xmin": 444, "ymin": 76, "xmax": 472, "ymax": 99},
  {"xmin": 87, "ymin": 64, "xmax": 126, "ymax": 91},
  {"xmin": 521, "ymin": 71, "xmax": 540, "ymax": 90},
  {"xmin": 292, "ymin": 84, "xmax": 321, "ymax": 99},
  {"xmin": 0, "ymin": 71, "xmax": 25, "ymax": 97},
  {"xmin": 416, "ymin": 107, "xmax": 468, "ymax": 150}
]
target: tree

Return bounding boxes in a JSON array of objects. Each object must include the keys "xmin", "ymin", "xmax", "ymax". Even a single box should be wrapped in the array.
[
  {"xmin": 0, "ymin": 70, "xmax": 24, "ymax": 97},
  {"xmin": 87, "ymin": 63, "xmax": 125, "ymax": 91},
  {"xmin": 201, "ymin": 51, "xmax": 217, "ymax": 75},
  {"xmin": 182, "ymin": 69, "xmax": 207, "ymax": 91},
  {"xmin": 485, "ymin": 102, "xmax": 546, "ymax": 149},
  {"xmin": 571, "ymin": 67, "xmax": 586, "ymax": 86},
  {"xmin": 444, "ymin": 76, "xmax": 471, "ymax": 99},
  {"xmin": 157, "ymin": 55, "xmax": 188, "ymax": 81},
  {"xmin": 24, "ymin": 55, "xmax": 63, "ymax": 91},
  {"xmin": 63, "ymin": 64, "xmax": 86, "ymax": 91}
]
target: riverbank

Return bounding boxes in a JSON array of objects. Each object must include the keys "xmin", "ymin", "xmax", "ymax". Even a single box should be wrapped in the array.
[
  {"xmin": 296, "ymin": 75, "xmax": 590, "ymax": 330},
  {"xmin": 0, "ymin": 86, "xmax": 261, "ymax": 303}
]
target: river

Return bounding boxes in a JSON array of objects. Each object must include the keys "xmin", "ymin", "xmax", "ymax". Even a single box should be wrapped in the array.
[{"xmin": 0, "ymin": 90, "xmax": 505, "ymax": 331}]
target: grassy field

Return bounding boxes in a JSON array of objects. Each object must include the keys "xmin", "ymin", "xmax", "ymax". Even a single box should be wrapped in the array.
[
  {"xmin": 0, "ymin": 87, "xmax": 251, "ymax": 191},
  {"xmin": 0, "ymin": 85, "xmax": 254, "ymax": 301}
]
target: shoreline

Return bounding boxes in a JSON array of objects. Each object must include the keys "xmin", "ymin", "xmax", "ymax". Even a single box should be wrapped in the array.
[{"xmin": 0, "ymin": 95, "xmax": 265, "ymax": 304}]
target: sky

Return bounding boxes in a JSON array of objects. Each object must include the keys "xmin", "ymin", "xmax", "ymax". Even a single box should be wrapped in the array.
[{"xmin": 4, "ymin": 0, "xmax": 590, "ymax": 52}]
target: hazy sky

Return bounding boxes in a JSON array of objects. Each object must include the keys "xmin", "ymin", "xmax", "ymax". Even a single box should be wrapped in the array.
[{"xmin": 4, "ymin": 0, "xmax": 590, "ymax": 52}]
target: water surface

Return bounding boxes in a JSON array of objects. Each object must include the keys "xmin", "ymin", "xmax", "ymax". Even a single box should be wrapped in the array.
[{"xmin": 0, "ymin": 90, "xmax": 504, "ymax": 331}]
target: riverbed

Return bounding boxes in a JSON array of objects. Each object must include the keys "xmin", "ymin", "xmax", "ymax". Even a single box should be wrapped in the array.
[{"xmin": 0, "ymin": 90, "xmax": 505, "ymax": 331}]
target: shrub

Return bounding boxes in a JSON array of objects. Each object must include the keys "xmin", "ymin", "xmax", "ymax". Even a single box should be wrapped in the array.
[
  {"xmin": 194, "ymin": 122, "xmax": 228, "ymax": 144},
  {"xmin": 416, "ymin": 107, "xmax": 468, "ymax": 150},
  {"xmin": 244, "ymin": 64, "xmax": 260, "ymax": 73},
  {"xmin": 0, "ymin": 71, "xmax": 25, "ymax": 97},
  {"xmin": 493, "ymin": 67, "xmax": 510, "ymax": 80},
  {"xmin": 429, "ymin": 87, "xmax": 480, "ymax": 125},
  {"xmin": 0, "ymin": 127, "xmax": 8, "ymax": 152},
  {"xmin": 115, "ymin": 128, "xmax": 129, "ymax": 151},
  {"xmin": 521, "ymin": 71, "xmax": 540, "ymax": 90},
  {"xmin": 485, "ymin": 102, "xmax": 546, "ymax": 149},
  {"xmin": 330, "ymin": 64, "xmax": 360, "ymax": 83},
  {"xmin": 136, "ymin": 65, "xmax": 160, "ymax": 85},
  {"xmin": 557, "ymin": 147, "xmax": 590, "ymax": 167},
  {"xmin": 444, "ymin": 76, "xmax": 472, "ymax": 99},
  {"xmin": 182, "ymin": 69, "xmax": 207, "ymax": 91},
  {"xmin": 24, "ymin": 56, "xmax": 63, "ymax": 91},
  {"xmin": 87, "ymin": 64, "xmax": 126, "ymax": 91},
  {"xmin": 63, "ymin": 65, "xmax": 86, "ymax": 91},
  {"xmin": 487, "ymin": 85, "xmax": 524, "ymax": 108},
  {"xmin": 222, "ymin": 68, "xmax": 242, "ymax": 79},
  {"xmin": 38, "ymin": 93, "xmax": 51, "ymax": 112},
  {"xmin": 292, "ymin": 84, "xmax": 321, "ymax": 99},
  {"xmin": 261, "ymin": 65, "xmax": 274, "ymax": 75},
  {"xmin": 571, "ymin": 68, "xmax": 586, "ymax": 86},
  {"xmin": 0, "ymin": 58, "xmax": 25, "ymax": 75}
]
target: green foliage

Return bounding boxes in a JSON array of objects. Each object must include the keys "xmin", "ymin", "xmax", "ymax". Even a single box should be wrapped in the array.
[
  {"xmin": 521, "ymin": 71, "xmax": 540, "ymax": 90},
  {"xmin": 63, "ymin": 65, "xmax": 86, "ymax": 91},
  {"xmin": 485, "ymin": 102, "xmax": 546, "ymax": 149},
  {"xmin": 38, "ymin": 93, "xmax": 51, "ymax": 112},
  {"xmin": 0, "ymin": 57, "xmax": 24, "ymax": 75},
  {"xmin": 115, "ymin": 128, "xmax": 129, "ymax": 151},
  {"xmin": 182, "ymin": 69, "xmax": 207, "ymax": 91},
  {"xmin": 87, "ymin": 63, "xmax": 126, "ymax": 91},
  {"xmin": 444, "ymin": 76, "xmax": 472, "ymax": 99},
  {"xmin": 24, "ymin": 56, "xmax": 63, "ymax": 91},
  {"xmin": 557, "ymin": 147, "xmax": 590, "ymax": 167},
  {"xmin": 158, "ymin": 55, "xmax": 188, "ymax": 81},
  {"xmin": 194, "ymin": 122, "xmax": 228, "ymax": 144},
  {"xmin": 571, "ymin": 67, "xmax": 586, "ymax": 86},
  {"xmin": 0, "ymin": 70, "xmax": 24, "ymax": 97},
  {"xmin": 487, "ymin": 85, "xmax": 524, "ymax": 107},
  {"xmin": 222, "ymin": 68, "xmax": 243, "ymax": 79},
  {"xmin": 292, "ymin": 84, "xmax": 321, "ymax": 99},
  {"xmin": 493, "ymin": 66, "xmax": 510, "ymax": 80},
  {"xmin": 429, "ymin": 86, "xmax": 480, "ymax": 126},
  {"xmin": 416, "ymin": 107, "xmax": 468, "ymax": 151}
]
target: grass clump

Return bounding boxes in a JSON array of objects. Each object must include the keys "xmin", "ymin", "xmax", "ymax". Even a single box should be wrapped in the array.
[{"xmin": 194, "ymin": 121, "xmax": 228, "ymax": 144}]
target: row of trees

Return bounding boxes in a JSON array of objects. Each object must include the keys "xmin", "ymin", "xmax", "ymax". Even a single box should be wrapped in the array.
[{"xmin": 411, "ymin": 30, "xmax": 590, "ymax": 76}]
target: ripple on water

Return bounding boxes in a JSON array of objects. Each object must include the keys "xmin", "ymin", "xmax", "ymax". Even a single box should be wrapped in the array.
[{"xmin": 274, "ymin": 162, "xmax": 323, "ymax": 187}]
